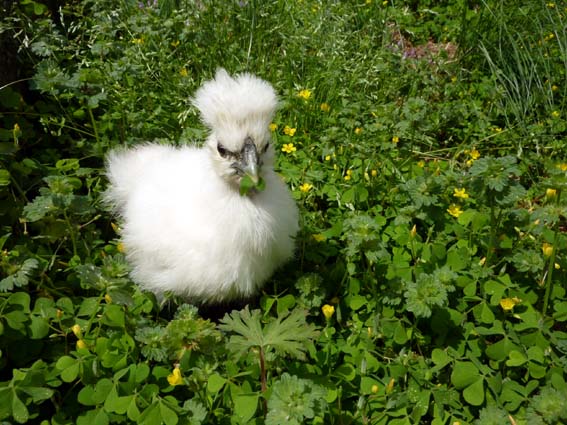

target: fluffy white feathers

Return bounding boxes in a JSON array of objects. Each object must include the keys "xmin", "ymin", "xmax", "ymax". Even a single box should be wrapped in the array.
[{"xmin": 105, "ymin": 69, "xmax": 299, "ymax": 303}]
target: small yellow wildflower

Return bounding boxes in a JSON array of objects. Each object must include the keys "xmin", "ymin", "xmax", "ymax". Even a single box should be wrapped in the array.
[
  {"xmin": 104, "ymin": 294, "xmax": 112, "ymax": 304},
  {"xmin": 344, "ymin": 169, "xmax": 353, "ymax": 181},
  {"xmin": 71, "ymin": 324, "xmax": 82, "ymax": 338},
  {"xmin": 555, "ymin": 263, "xmax": 561, "ymax": 270},
  {"xmin": 552, "ymin": 85, "xmax": 559, "ymax": 92},
  {"xmin": 333, "ymin": 164, "xmax": 338, "ymax": 170},
  {"xmin": 386, "ymin": 378, "xmax": 395, "ymax": 394},
  {"xmin": 179, "ymin": 68, "xmax": 188, "ymax": 77},
  {"xmin": 283, "ymin": 126, "xmax": 296, "ymax": 136},
  {"xmin": 546, "ymin": 188, "xmax": 557, "ymax": 199},
  {"xmin": 167, "ymin": 367, "xmax": 183, "ymax": 386},
  {"xmin": 371, "ymin": 384, "xmax": 379, "ymax": 394},
  {"xmin": 371, "ymin": 169, "xmax": 378, "ymax": 177},
  {"xmin": 364, "ymin": 171, "xmax": 369, "ymax": 181},
  {"xmin": 171, "ymin": 40, "xmax": 180, "ymax": 47},
  {"xmin": 76, "ymin": 339, "xmax": 87, "ymax": 350},
  {"xmin": 325, "ymin": 155, "xmax": 332, "ymax": 161},
  {"xmin": 131, "ymin": 37, "xmax": 144, "ymax": 44},
  {"xmin": 269, "ymin": 123, "xmax": 278, "ymax": 132},
  {"xmin": 354, "ymin": 127, "xmax": 363, "ymax": 135},
  {"xmin": 470, "ymin": 148, "xmax": 480, "ymax": 160},
  {"xmin": 417, "ymin": 160, "xmax": 425, "ymax": 168},
  {"xmin": 410, "ymin": 224, "xmax": 417, "ymax": 239},
  {"xmin": 320, "ymin": 102, "xmax": 331, "ymax": 112},
  {"xmin": 312, "ymin": 234, "xmax": 326, "ymax": 242},
  {"xmin": 499, "ymin": 297, "xmax": 521, "ymax": 311},
  {"xmin": 451, "ymin": 76, "xmax": 458, "ymax": 83},
  {"xmin": 552, "ymin": 111, "xmax": 560, "ymax": 118},
  {"xmin": 382, "ymin": 0, "xmax": 388, "ymax": 5},
  {"xmin": 392, "ymin": 136, "xmax": 400, "ymax": 144},
  {"xmin": 447, "ymin": 204, "xmax": 463, "ymax": 218},
  {"xmin": 542, "ymin": 242, "xmax": 554, "ymax": 258},
  {"xmin": 547, "ymin": 2, "xmax": 555, "ymax": 7},
  {"xmin": 298, "ymin": 89, "xmax": 312, "ymax": 100},
  {"xmin": 322, "ymin": 304, "xmax": 335, "ymax": 320},
  {"xmin": 558, "ymin": 163, "xmax": 567, "ymax": 171},
  {"xmin": 299, "ymin": 183, "xmax": 313, "ymax": 193},
  {"xmin": 493, "ymin": 127, "xmax": 502, "ymax": 133},
  {"xmin": 453, "ymin": 188, "xmax": 469, "ymax": 199},
  {"xmin": 281, "ymin": 143, "xmax": 296, "ymax": 154}
]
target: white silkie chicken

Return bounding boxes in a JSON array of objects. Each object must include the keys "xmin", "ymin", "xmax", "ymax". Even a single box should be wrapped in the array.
[{"xmin": 105, "ymin": 69, "xmax": 299, "ymax": 304}]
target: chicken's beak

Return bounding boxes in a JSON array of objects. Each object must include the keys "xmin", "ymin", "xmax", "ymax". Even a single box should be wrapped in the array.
[{"xmin": 241, "ymin": 137, "xmax": 260, "ymax": 184}]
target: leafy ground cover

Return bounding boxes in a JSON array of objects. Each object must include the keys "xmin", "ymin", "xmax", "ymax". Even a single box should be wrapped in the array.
[{"xmin": 1, "ymin": 0, "xmax": 567, "ymax": 423}]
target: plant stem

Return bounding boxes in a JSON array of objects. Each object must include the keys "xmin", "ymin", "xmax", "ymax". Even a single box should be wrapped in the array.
[
  {"xmin": 259, "ymin": 347, "xmax": 267, "ymax": 415},
  {"xmin": 542, "ymin": 193, "xmax": 561, "ymax": 316}
]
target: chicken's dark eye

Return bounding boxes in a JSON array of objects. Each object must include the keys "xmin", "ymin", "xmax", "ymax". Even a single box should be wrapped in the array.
[{"xmin": 217, "ymin": 143, "xmax": 230, "ymax": 158}]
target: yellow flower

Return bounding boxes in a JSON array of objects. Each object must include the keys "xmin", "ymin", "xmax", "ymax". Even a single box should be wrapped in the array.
[
  {"xmin": 558, "ymin": 163, "xmax": 567, "ymax": 171},
  {"xmin": 325, "ymin": 155, "xmax": 331, "ymax": 161},
  {"xmin": 76, "ymin": 339, "xmax": 87, "ymax": 350},
  {"xmin": 447, "ymin": 204, "xmax": 463, "ymax": 218},
  {"xmin": 281, "ymin": 143, "xmax": 296, "ymax": 154},
  {"xmin": 451, "ymin": 76, "xmax": 458, "ymax": 83},
  {"xmin": 179, "ymin": 68, "xmax": 188, "ymax": 77},
  {"xmin": 298, "ymin": 89, "xmax": 312, "ymax": 100},
  {"xmin": 469, "ymin": 148, "xmax": 480, "ymax": 160},
  {"xmin": 167, "ymin": 367, "xmax": 183, "ymax": 386},
  {"xmin": 354, "ymin": 127, "xmax": 363, "ymax": 135},
  {"xmin": 493, "ymin": 127, "xmax": 502, "ymax": 133},
  {"xmin": 344, "ymin": 169, "xmax": 353, "ymax": 181},
  {"xmin": 499, "ymin": 297, "xmax": 521, "ymax": 311},
  {"xmin": 269, "ymin": 123, "xmax": 278, "ymax": 132},
  {"xmin": 552, "ymin": 111, "xmax": 560, "ymax": 118},
  {"xmin": 546, "ymin": 188, "xmax": 557, "ymax": 199},
  {"xmin": 104, "ymin": 293, "xmax": 112, "ymax": 304},
  {"xmin": 547, "ymin": 2, "xmax": 555, "ymax": 7},
  {"xmin": 392, "ymin": 136, "xmax": 400, "ymax": 144},
  {"xmin": 417, "ymin": 160, "xmax": 425, "ymax": 168},
  {"xmin": 312, "ymin": 234, "xmax": 325, "ymax": 242},
  {"xmin": 322, "ymin": 304, "xmax": 335, "ymax": 320},
  {"xmin": 453, "ymin": 188, "xmax": 469, "ymax": 199},
  {"xmin": 171, "ymin": 40, "xmax": 180, "ymax": 47},
  {"xmin": 131, "ymin": 37, "xmax": 144, "ymax": 44},
  {"xmin": 552, "ymin": 84, "xmax": 559, "ymax": 92},
  {"xmin": 299, "ymin": 183, "xmax": 313, "ymax": 193},
  {"xmin": 71, "ymin": 324, "xmax": 82, "ymax": 338},
  {"xmin": 555, "ymin": 263, "xmax": 561, "ymax": 270},
  {"xmin": 371, "ymin": 169, "xmax": 378, "ymax": 177},
  {"xmin": 542, "ymin": 242, "xmax": 554, "ymax": 258},
  {"xmin": 371, "ymin": 384, "xmax": 379, "ymax": 393},
  {"xmin": 320, "ymin": 102, "xmax": 330, "ymax": 112},
  {"xmin": 283, "ymin": 126, "xmax": 296, "ymax": 136},
  {"xmin": 386, "ymin": 378, "xmax": 395, "ymax": 394}
]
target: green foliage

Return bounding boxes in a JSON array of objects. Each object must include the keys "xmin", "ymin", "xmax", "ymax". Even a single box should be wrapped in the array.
[
  {"xmin": 1, "ymin": 0, "xmax": 567, "ymax": 423},
  {"xmin": 266, "ymin": 373, "xmax": 327, "ymax": 425}
]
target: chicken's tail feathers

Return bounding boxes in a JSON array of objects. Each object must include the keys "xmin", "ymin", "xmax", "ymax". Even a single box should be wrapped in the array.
[{"xmin": 103, "ymin": 144, "xmax": 168, "ymax": 214}]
